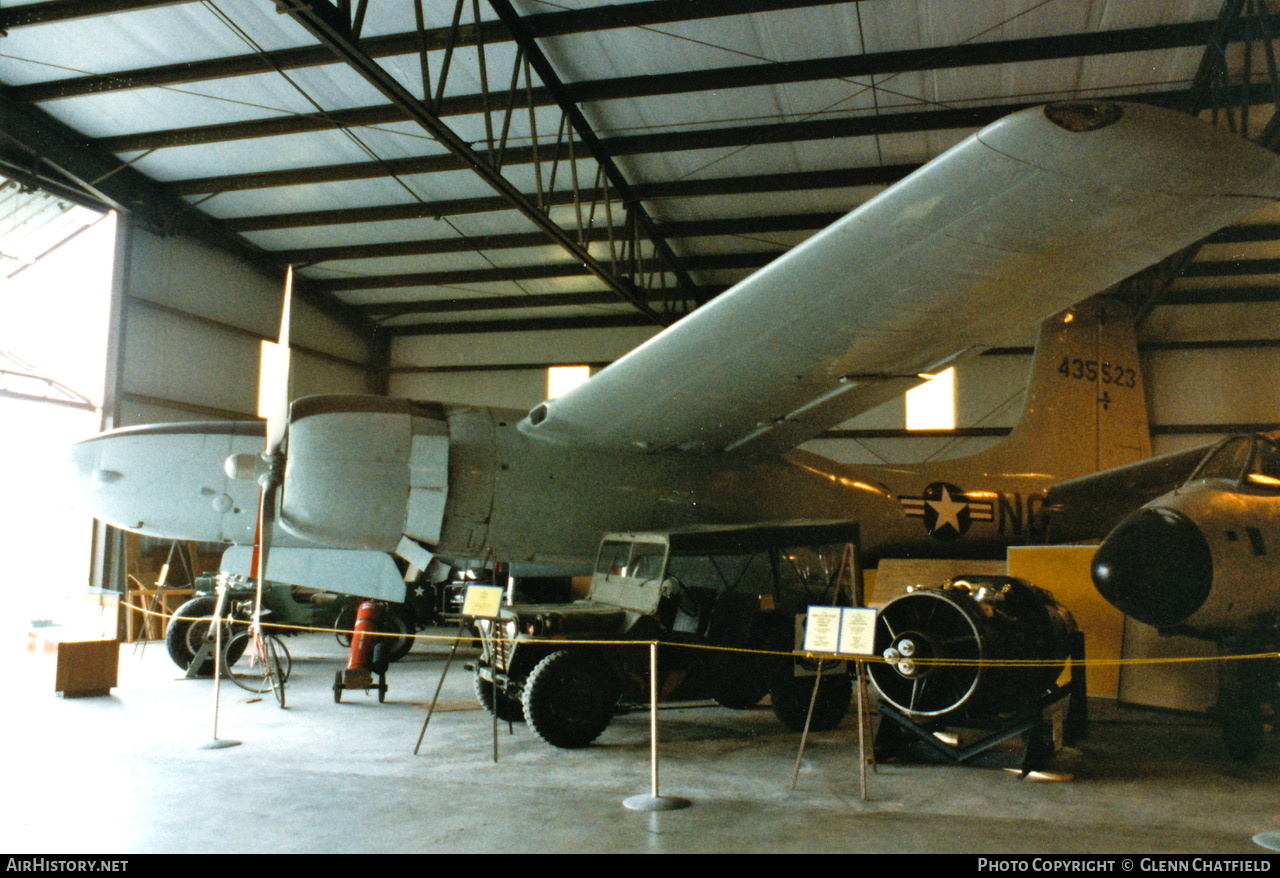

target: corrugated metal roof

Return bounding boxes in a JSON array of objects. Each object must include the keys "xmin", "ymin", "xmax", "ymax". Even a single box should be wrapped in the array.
[{"xmin": 0, "ymin": 0, "xmax": 1272, "ymax": 336}]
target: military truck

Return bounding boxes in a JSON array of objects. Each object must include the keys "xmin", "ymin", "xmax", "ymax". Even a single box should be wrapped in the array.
[{"xmin": 473, "ymin": 522, "xmax": 861, "ymax": 748}]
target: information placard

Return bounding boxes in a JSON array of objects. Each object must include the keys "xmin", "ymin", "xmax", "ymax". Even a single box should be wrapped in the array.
[
  {"xmin": 461, "ymin": 584, "xmax": 504, "ymax": 619},
  {"xmin": 802, "ymin": 606, "xmax": 843, "ymax": 653},
  {"xmin": 803, "ymin": 606, "xmax": 878, "ymax": 657}
]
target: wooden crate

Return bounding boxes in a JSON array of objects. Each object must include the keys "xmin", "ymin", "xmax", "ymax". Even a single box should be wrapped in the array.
[{"xmin": 27, "ymin": 633, "xmax": 119, "ymax": 698}]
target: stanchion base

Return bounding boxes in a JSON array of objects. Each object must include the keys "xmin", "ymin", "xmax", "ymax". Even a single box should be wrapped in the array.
[
  {"xmin": 623, "ymin": 794, "xmax": 691, "ymax": 812},
  {"xmin": 1253, "ymin": 832, "xmax": 1280, "ymax": 851},
  {"xmin": 199, "ymin": 738, "xmax": 242, "ymax": 750}
]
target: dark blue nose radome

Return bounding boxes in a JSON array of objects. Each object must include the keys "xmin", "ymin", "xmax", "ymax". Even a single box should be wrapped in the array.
[{"xmin": 1091, "ymin": 507, "xmax": 1213, "ymax": 628}]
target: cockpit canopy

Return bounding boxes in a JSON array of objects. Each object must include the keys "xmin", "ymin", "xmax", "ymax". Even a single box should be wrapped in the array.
[{"xmin": 1186, "ymin": 433, "xmax": 1280, "ymax": 491}]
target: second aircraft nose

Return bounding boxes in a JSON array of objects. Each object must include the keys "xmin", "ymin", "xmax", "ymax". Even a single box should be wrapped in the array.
[{"xmin": 1091, "ymin": 506, "xmax": 1213, "ymax": 628}]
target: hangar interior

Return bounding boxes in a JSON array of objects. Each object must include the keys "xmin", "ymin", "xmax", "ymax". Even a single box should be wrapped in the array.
[
  {"xmin": 6, "ymin": 0, "xmax": 1279, "ymax": 451},
  {"xmin": 3, "ymin": 0, "xmax": 1280, "ymax": 856}
]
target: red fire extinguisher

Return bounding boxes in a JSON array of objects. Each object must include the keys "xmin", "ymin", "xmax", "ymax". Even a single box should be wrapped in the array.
[{"xmin": 333, "ymin": 600, "xmax": 389, "ymax": 703}]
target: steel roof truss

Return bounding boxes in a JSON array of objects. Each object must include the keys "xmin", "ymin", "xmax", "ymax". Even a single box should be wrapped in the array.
[{"xmin": 277, "ymin": 0, "xmax": 698, "ymax": 324}]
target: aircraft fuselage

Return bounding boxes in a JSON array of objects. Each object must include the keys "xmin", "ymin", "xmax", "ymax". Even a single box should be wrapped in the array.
[
  {"xmin": 1091, "ymin": 434, "xmax": 1280, "ymax": 640},
  {"xmin": 432, "ymin": 405, "xmax": 1061, "ymax": 568}
]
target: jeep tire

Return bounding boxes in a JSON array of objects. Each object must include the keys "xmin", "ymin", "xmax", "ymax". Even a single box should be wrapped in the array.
[
  {"xmin": 770, "ymin": 665, "xmax": 852, "ymax": 732},
  {"xmin": 523, "ymin": 649, "xmax": 619, "ymax": 748}
]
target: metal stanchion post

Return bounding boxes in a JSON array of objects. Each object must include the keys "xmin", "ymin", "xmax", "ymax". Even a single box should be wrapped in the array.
[
  {"xmin": 790, "ymin": 658, "xmax": 825, "ymax": 790},
  {"xmin": 856, "ymin": 659, "xmax": 868, "ymax": 800},
  {"xmin": 859, "ymin": 659, "xmax": 877, "ymax": 775},
  {"xmin": 201, "ymin": 579, "xmax": 240, "ymax": 750},
  {"xmin": 414, "ymin": 627, "xmax": 464, "ymax": 755},
  {"xmin": 623, "ymin": 641, "xmax": 690, "ymax": 811}
]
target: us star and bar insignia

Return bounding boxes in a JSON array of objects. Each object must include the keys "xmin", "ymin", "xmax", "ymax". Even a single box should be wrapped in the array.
[{"xmin": 899, "ymin": 482, "xmax": 995, "ymax": 540}]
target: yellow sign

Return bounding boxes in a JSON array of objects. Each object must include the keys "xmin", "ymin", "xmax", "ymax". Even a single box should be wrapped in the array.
[{"xmin": 461, "ymin": 585, "xmax": 504, "ymax": 618}]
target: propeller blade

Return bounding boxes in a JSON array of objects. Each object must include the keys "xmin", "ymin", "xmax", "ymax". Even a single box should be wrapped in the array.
[
  {"xmin": 262, "ymin": 266, "xmax": 293, "ymax": 456},
  {"xmin": 249, "ymin": 479, "xmax": 279, "ymax": 633},
  {"xmin": 249, "ymin": 480, "xmax": 278, "ymax": 588},
  {"xmin": 251, "ymin": 267, "xmax": 293, "ymax": 628}
]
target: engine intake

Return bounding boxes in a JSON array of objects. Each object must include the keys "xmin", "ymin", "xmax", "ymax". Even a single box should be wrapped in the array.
[{"xmin": 869, "ymin": 575, "xmax": 1078, "ymax": 718}]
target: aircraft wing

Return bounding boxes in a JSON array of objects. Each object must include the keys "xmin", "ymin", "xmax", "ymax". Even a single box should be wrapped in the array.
[
  {"xmin": 221, "ymin": 546, "xmax": 407, "ymax": 603},
  {"xmin": 521, "ymin": 103, "xmax": 1280, "ymax": 457},
  {"xmin": 1042, "ymin": 442, "xmax": 1213, "ymax": 540}
]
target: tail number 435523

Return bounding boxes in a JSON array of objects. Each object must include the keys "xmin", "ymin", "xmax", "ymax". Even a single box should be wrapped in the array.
[{"xmin": 1057, "ymin": 358, "xmax": 1137, "ymax": 388}]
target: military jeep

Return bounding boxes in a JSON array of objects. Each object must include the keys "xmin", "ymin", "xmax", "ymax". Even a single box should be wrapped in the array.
[{"xmin": 474, "ymin": 521, "xmax": 861, "ymax": 748}]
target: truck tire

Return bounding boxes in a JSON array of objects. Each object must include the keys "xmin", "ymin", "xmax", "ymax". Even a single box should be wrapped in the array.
[
  {"xmin": 380, "ymin": 604, "xmax": 416, "ymax": 662},
  {"xmin": 165, "ymin": 596, "xmax": 245, "ymax": 675},
  {"xmin": 770, "ymin": 666, "xmax": 852, "ymax": 732},
  {"xmin": 474, "ymin": 672, "xmax": 525, "ymax": 723},
  {"xmin": 523, "ymin": 649, "xmax": 619, "ymax": 748},
  {"xmin": 709, "ymin": 652, "xmax": 775, "ymax": 710}
]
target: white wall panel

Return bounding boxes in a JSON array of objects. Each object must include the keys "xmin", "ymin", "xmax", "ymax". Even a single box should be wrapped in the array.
[
  {"xmin": 391, "ymin": 369, "xmax": 546, "ymax": 412},
  {"xmin": 121, "ymin": 303, "xmax": 259, "ymax": 416},
  {"xmin": 1142, "ymin": 301, "xmax": 1280, "ymax": 343},
  {"xmin": 127, "ymin": 228, "xmax": 369, "ymax": 362},
  {"xmin": 1145, "ymin": 347, "xmax": 1280, "ymax": 427},
  {"xmin": 117, "ymin": 398, "xmax": 233, "ymax": 426},
  {"xmin": 115, "ymin": 223, "xmax": 374, "ymax": 426},
  {"xmin": 391, "ymin": 326, "xmax": 659, "ymax": 369},
  {"xmin": 290, "ymin": 351, "xmax": 378, "ymax": 400}
]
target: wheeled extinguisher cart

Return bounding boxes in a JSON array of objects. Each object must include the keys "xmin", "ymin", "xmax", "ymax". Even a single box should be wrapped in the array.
[{"xmin": 334, "ymin": 600, "xmax": 392, "ymax": 703}]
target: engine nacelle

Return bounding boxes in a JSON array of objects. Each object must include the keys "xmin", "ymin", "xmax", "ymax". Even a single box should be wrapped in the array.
[
  {"xmin": 869, "ymin": 576, "xmax": 1078, "ymax": 718},
  {"xmin": 279, "ymin": 395, "xmax": 449, "ymax": 552},
  {"xmin": 69, "ymin": 420, "xmax": 267, "ymax": 544}
]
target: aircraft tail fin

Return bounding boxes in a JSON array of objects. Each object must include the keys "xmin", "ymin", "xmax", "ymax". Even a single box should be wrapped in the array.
[{"xmin": 979, "ymin": 296, "xmax": 1151, "ymax": 479}]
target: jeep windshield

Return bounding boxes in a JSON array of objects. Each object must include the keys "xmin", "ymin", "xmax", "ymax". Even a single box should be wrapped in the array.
[{"xmin": 589, "ymin": 537, "xmax": 669, "ymax": 613}]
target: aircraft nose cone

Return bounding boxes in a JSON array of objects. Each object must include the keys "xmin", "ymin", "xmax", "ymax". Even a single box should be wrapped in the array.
[{"xmin": 1091, "ymin": 507, "xmax": 1212, "ymax": 628}]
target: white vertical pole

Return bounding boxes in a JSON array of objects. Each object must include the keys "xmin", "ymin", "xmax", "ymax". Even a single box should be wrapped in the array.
[
  {"xmin": 649, "ymin": 640, "xmax": 660, "ymax": 797},
  {"xmin": 201, "ymin": 579, "xmax": 240, "ymax": 750},
  {"xmin": 623, "ymin": 640, "xmax": 689, "ymax": 811}
]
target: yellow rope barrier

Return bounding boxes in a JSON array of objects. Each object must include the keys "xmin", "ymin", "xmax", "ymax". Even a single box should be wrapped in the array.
[{"xmin": 127, "ymin": 599, "xmax": 1280, "ymax": 670}]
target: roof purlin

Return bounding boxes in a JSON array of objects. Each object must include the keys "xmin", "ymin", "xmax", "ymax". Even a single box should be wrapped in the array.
[
  {"xmin": 9, "ymin": 0, "xmax": 849, "ymax": 103},
  {"xmin": 0, "ymin": 88, "xmax": 377, "ymax": 338},
  {"xmin": 89, "ymin": 15, "xmax": 1279, "ymax": 156}
]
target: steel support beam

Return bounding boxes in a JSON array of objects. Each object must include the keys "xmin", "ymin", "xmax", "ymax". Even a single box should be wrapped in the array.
[
  {"xmin": 0, "ymin": 90, "xmax": 375, "ymax": 336},
  {"xmin": 11, "ymin": 0, "xmax": 848, "ymax": 101},
  {"xmin": 276, "ymin": 212, "xmax": 843, "ymax": 265},
  {"xmin": 488, "ymin": 0, "xmax": 695, "ymax": 299},
  {"xmin": 345, "ymin": 250, "xmax": 1280, "ymax": 320},
  {"xmin": 322, "ymin": 237, "xmax": 1280, "ymax": 298},
  {"xmin": 362, "ymin": 288, "xmax": 726, "ymax": 320},
  {"xmin": 169, "ymin": 86, "xmax": 1213, "ymax": 199},
  {"xmin": 0, "ymin": 0, "xmax": 194, "ymax": 30},
  {"xmin": 222, "ymin": 165, "xmax": 914, "ymax": 230},
  {"xmin": 312, "ymin": 251, "xmax": 777, "ymax": 294},
  {"xmin": 382, "ymin": 313, "xmax": 657, "ymax": 336},
  {"xmin": 88, "ymin": 14, "xmax": 1280, "ymax": 155},
  {"xmin": 276, "ymin": 0, "xmax": 665, "ymax": 324}
]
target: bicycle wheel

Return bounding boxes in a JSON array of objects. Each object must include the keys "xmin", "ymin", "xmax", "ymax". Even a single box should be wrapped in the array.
[
  {"xmin": 263, "ymin": 635, "xmax": 289, "ymax": 708},
  {"xmin": 224, "ymin": 631, "xmax": 292, "ymax": 706}
]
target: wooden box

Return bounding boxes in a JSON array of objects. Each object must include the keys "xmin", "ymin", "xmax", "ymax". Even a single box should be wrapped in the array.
[{"xmin": 27, "ymin": 633, "xmax": 119, "ymax": 698}]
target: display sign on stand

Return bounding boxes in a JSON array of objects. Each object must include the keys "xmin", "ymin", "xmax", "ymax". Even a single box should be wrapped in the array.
[
  {"xmin": 794, "ymin": 605, "xmax": 879, "ymax": 799},
  {"xmin": 461, "ymin": 584, "xmax": 504, "ymax": 620},
  {"xmin": 803, "ymin": 606, "xmax": 876, "ymax": 657},
  {"xmin": 416, "ymin": 583, "xmax": 508, "ymax": 759}
]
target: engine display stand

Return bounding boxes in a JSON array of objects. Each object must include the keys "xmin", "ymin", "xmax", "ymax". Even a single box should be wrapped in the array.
[{"xmin": 874, "ymin": 632, "xmax": 1087, "ymax": 776}]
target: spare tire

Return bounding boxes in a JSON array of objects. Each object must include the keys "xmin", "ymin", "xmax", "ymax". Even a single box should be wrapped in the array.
[{"xmin": 165, "ymin": 596, "xmax": 245, "ymax": 675}]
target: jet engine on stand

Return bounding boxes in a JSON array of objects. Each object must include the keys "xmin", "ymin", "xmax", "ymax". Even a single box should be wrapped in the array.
[{"xmin": 868, "ymin": 576, "xmax": 1086, "ymax": 774}]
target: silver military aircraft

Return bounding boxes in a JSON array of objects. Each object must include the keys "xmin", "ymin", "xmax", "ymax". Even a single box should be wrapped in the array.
[
  {"xmin": 70, "ymin": 102, "xmax": 1280, "ymax": 591},
  {"xmin": 1053, "ymin": 432, "xmax": 1280, "ymax": 760}
]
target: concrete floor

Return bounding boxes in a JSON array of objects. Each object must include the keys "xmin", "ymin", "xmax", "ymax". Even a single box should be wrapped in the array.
[{"xmin": 4, "ymin": 629, "xmax": 1279, "ymax": 855}]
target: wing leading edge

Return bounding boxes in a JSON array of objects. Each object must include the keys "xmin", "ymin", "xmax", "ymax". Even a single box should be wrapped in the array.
[{"xmin": 521, "ymin": 102, "xmax": 1280, "ymax": 457}]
